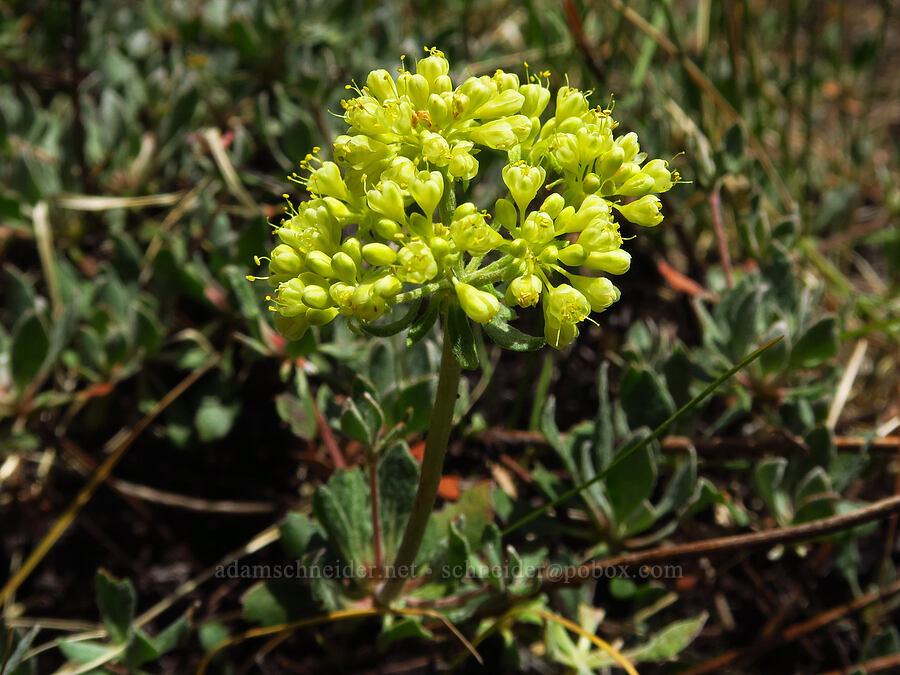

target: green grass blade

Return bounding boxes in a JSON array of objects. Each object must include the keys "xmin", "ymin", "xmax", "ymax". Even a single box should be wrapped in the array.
[{"xmin": 501, "ymin": 336, "xmax": 784, "ymax": 536}]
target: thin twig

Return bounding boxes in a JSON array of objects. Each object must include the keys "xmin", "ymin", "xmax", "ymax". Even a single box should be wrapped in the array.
[
  {"xmin": 708, "ymin": 183, "xmax": 733, "ymax": 288},
  {"xmin": 815, "ymin": 652, "xmax": 900, "ymax": 675},
  {"xmin": 476, "ymin": 428, "xmax": 900, "ymax": 456},
  {"xmin": 542, "ymin": 494, "xmax": 900, "ymax": 589},
  {"xmin": 312, "ymin": 399, "xmax": 345, "ymax": 470}
]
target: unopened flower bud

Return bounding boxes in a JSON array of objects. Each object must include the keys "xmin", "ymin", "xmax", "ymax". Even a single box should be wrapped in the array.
[
  {"xmin": 598, "ymin": 145, "xmax": 626, "ymax": 181},
  {"xmin": 570, "ymin": 275, "xmax": 620, "ymax": 312},
  {"xmin": 615, "ymin": 132, "xmax": 640, "ymax": 162},
  {"xmin": 492, "ymin": 70, "xmax": 520, "ymax": 92},
  {"xmin": 341, "ymin": 237, "xmax": 362, "ymax": 266},
  {"xmin": 374, "ymin": 274, "xmax": 402, "ymax": 298},
  {"xmin": 429, "ymin": 236, "xmax": 451, "ymax": 260},
  {"xmin": 470, "ymin": 119, "xmax": 517, "ymax": 150},
  {"xmin": 374, "ymin": 218, "xmax": 403, "ymax": 240},
  {"xmin": 615, "ymin": 195, "xmax": 664, "ymax": 227},
  {"xmin": 557, "ymin": 244, "xmax": 587, "ymax": 266},
  {"xmin": 584, "ymin": 249, "xmax": 632, "ymax": 274},
  {"xmin": 331, "ymin": 251, "xmax": 358, "ymax": 283},
  {"xmin": 302, "ymin": 285, "xmax": 333, "ymax": 309},
  {"xmin": 519, "ymin": 83, "xmax": 551, "ymax": 117},
  {"xmin": 432, "ymin": 74, "xmax": 453, "ymax": 95},
  {"xmin": 416, "ymin": 51, "xmax": 449, "ymax": 87},
  {"xmin": 305, "ymin": 251, "xmax": 334, "ymax": 278},
  {"xmin": 362, "ymin": 242, "xmax": 398, "ymax": 266},
  {"xmin": 538, "ymin": 245, "xmax": 558, "ymax": 264},
  {"xmin": 642, "ymin": 159, "xmax": 675, "ymax": 192},
  {"xmin": 509, "ymin": 238, "xmax": 529, "ymax": 258},
  {"xmin": 540, "ymin": 193, "xmax": 565, "ymax": 219},
  {"xmin": 365, "ymin": 69, "xmax": 397, "ymax": 102},
  {"xmin": 475, "ymin": 89, "xmax": 525, "ymax": 119},
  {"xmin": 457, "ymin": 76, "xmax": 495, "ymax": 117},
  {"xmin": 494, "ymin": 197, "xmax": 518, "ymax": 230},
  {"xmin": 270, "ymin": 244, "xmax": 303, "ymax": 277},
  {"xmin": 397, "ymin": 72, "xmax": 430, "ymax": 109},
  {"xmin": 427, "ymin": 93, "xmax": 451, "ymax": 127},
  {"xmin": 453, "ymin": 279, "xmax": 500, "ymax": 323},
  {"xmin": 617, "ymin": 172, "xmax": 655, "ymax": 197}
]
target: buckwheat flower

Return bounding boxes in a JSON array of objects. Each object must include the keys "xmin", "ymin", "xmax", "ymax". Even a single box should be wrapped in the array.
[
  {"xmin": 448, "ymin": 141, "xmax": 479, "ymax": 180},
  {"xmin": 396, "ymin": 241, "xmax": 438, "ymax": 284},
  {"xmin": 505, "ymin": 274, "xmax": 542, "ymax": 308},
  {"xmin": 409, "ymin": 170, "xmax": 444, "ymax": 219},
  {"xmin": 450, "ymin": 208, "xmax": 505, "ymax": 254},
  {"xmin": 257, "ymin": 48, "xmax": 678, "ymax": 347},
  {"xmin": 502, "ymin": 163, "xmax": 546, "ymax": 216}
]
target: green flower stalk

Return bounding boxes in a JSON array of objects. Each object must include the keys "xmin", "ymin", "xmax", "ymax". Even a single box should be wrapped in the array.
[
  {"xmin": 256, "ymin": 47, "xmax": 678, "ymax": 349},
  {"xmin": 254, "ymin": 48, "xmax": 678, "ymax": 606}
]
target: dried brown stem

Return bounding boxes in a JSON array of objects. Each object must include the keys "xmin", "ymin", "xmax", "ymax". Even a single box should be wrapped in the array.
[
  {"xmin": 541, "ymin": 494, "xmax": 900, "ymax": 590},
  {"xmin": 477, "ymin": 428, "xmax": 900, "ymax": 457},
  {"xmin": 709, "ymin": 184, "xmax": 734, "ymax": 288}
]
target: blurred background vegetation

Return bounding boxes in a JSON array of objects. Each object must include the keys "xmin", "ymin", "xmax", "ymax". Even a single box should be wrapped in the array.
[{"xmin": 1, "ymin": 0, "xmax": 899, "ymax": 672}]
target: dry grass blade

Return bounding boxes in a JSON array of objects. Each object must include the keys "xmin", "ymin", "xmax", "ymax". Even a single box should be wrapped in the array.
[
  {"xmin": 31, "ymin": 202, "xmax": 62, "ymax": 317},
  {"xmin": 826, "ymin": 339, "xmax": 868, "ymax": 429},
  {"xmin": 53, "ymin": 193, "xmax": 185, "ymax": 210},
  {"xmin": 202, "ymin": 128, "xmax": 259, "ymax": 212}
]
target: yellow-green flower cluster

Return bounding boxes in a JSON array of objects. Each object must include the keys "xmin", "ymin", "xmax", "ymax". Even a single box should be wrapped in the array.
[{"xmin": 258, "ymin": 47, "xmax": 678, "ymax": 348}]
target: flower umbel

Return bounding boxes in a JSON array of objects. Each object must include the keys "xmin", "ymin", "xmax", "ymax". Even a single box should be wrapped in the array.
[{"xmin": 259, "ymin": 48, "xmax": 678, "ymax": 348}]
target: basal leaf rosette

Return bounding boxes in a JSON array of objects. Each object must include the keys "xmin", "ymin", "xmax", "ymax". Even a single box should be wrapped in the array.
[{"xmin": 256, "ymin": 47, "xmax": 678, "ymax": 350}]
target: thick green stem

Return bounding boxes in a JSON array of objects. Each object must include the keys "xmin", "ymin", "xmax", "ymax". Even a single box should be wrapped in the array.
[{"xmin": 375, "ymin": 320, "xmax": 461, "ymax": 606}]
